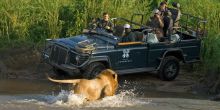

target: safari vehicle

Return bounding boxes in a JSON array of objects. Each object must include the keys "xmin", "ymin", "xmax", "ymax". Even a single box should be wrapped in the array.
[{"xmin": 42, "ymin": 13, "xmax": 207, "ymax": 81}]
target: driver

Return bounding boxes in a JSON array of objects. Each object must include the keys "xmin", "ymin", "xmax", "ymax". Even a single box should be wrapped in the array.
[{"xmin": 97, "ymin": 12, "xmax": 114, "ymax": 32}]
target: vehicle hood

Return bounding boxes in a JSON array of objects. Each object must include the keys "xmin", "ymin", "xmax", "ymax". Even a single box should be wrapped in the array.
[{"xmin": 54, "ymin": 35, "xmax": 92, "ymax": 49}]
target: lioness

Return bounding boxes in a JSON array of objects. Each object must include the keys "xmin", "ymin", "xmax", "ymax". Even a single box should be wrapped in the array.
[{"xmin": 48, "ymin": 69, "xmax": 118, "ymax": 101}]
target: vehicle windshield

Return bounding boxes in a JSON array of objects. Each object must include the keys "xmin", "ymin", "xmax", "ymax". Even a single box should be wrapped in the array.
[{"xmin": 69, "ymin": 32, "xmax": 118, "ymax": 48}]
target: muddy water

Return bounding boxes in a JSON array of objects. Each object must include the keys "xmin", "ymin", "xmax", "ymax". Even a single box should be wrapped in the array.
[{"xmin": 0, "ymin": 75, "xmax": 220, "ymax": 110}]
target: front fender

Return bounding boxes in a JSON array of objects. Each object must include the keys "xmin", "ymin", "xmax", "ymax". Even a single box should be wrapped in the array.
[{"xmin": 84, "ymin": 56, "xmax": 111, "ymax": 68}]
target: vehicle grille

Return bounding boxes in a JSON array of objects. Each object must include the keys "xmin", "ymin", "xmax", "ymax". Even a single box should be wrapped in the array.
[{"xmin": 50, "ymin": 46, "xmax": 68, "ymax": 65}]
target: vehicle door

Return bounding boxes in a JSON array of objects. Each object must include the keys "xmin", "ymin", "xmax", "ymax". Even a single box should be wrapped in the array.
[
  {"xmin": 147, "ymin": 42, "xmax": 178, "ymax": 68},
  {"xmin": 178, "ymin": 35, "xmax": 201, "ymax": 62},
  {"xmin": 110, "ymin": 42, "xmax": 148, "ymax": 70}
]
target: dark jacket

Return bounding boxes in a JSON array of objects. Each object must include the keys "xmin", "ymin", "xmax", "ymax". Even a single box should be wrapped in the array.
[
  {"xmin": 121, "ymin": 31, "xmax": 136, "ymax": 42},
  {"xmin": 97, "ymin": 19, "xmax": 114, "ymax": 32},
  {"xmin": 163, "ymin": 16, "xmax": 173, "ymax": 37}
]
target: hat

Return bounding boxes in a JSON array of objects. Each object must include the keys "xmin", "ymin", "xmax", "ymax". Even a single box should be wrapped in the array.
[
  {"xmin": 172, "ymin": 2, "xmax": 180, "ymax": 8},
  {"xmin": 124, "ymin": 24, "xmax": 131, "ymax": 29},
  {"xmin": 153, "ymin": 9, "xmax": 160, "ymax": 14}
]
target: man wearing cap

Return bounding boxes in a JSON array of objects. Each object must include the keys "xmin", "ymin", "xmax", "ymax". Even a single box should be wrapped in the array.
[
  {"xmin": 147, "ymin": 9, "xmax": 164, "ymax": 41},
  {"xmin": 120, "ymin": 24, "xmax": 136, "ymax": 42},
  {"xmin": 97, "ymin": 12, "xmax": 114, "ymax": 33}
]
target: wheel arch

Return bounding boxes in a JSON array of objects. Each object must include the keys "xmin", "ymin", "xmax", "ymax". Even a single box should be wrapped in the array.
[
  {"xmin": 163, "ymin": 50, "xmax": 185, "ymax": 62},
  {"xmin": 158, "ymin": 56, "xmax": 180, "ymax": 81},
  {"xmin": 85, "ymin": 56, "xmax": 111, "ymax": 69},
  {"xmin": 157, "ymin": 49, "xmax": 185, "ymax": 70}
]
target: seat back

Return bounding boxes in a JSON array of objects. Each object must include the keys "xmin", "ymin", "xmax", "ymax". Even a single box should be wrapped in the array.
[
  {"xmin": 113, "ymin": 25, "xmax": 124, "ymax": 37},
  {"xmin": 170, "ymin": 34, "xmax": 180, "ymax": 42},
  {"xmin": 147, "ymin": 33, "xmax": 159, "ymax": 43}
]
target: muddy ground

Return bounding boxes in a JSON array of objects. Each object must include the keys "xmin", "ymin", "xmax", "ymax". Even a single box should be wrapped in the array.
[{"xmin": 0, "ymin": 47, "xmax": 217, "ymax": 99}]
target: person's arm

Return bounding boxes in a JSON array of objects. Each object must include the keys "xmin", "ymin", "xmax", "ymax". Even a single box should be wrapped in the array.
[
  {"xmin": 105, "ymin": 21, "xmax": 114, "ymax": 32},
  {"xmin": 156, "ymin": 14, "xmax": 164, "ymax": 28},
  {"xmin": 158, "ymin": 18, "xmax": 164, "ymax": 28},
  {"xmin": 97, "ymin": 20, "xmax": 103, "ymax": 28}
]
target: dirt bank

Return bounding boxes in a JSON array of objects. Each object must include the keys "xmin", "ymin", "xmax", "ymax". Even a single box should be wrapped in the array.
[{"xmin": 0, "ymin": 47, "xmax": 50, "ymax": 79}]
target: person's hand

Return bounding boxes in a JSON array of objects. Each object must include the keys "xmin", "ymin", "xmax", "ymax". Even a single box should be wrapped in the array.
[
  {"xmin": 105, "ymin": 26, "xmax": 110, "ymax": 30},
  {"xmin": 155, "ymin": 14, "xmax": 160, "ymax": 19}
]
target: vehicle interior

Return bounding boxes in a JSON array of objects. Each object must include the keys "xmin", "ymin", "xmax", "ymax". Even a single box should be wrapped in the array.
[{"xmin": 112, "ymin": 8, "xmax": 207, "ymax": 45}]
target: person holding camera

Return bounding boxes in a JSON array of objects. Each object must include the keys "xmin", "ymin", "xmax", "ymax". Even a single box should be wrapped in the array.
[{"xmin": 147, "ymin": 9, "xmax": 164, "ymax": 41}]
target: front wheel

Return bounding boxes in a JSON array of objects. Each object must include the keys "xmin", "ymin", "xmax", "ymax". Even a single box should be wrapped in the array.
[
  {"xmin": 83, "ymin": 62, "xmax": 106, "ymax": 79},
  {"xmin": 158, "ymin": 56, "xmax": 180, "ymax": 81}
]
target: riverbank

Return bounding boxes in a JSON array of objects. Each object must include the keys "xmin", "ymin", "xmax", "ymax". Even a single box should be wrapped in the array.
[{"xmin": 0, "ymin": 46, "xmax": 219, "ymax": 99}]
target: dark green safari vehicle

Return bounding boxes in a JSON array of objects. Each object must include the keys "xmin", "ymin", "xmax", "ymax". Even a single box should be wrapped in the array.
[{"xmin": 42, "ymin": 13, "xmax": 207, "ymax": 81}]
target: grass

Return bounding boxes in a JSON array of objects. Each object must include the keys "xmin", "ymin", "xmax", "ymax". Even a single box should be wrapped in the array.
[
  {"xmin": 176, "ymin": 0, "xmax": 220, "ymax": 71},
  {"xmin": 0, "ymin": 0, "xmax": 219, "ymax": 72}
]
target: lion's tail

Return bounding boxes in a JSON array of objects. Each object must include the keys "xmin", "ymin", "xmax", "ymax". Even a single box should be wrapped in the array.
[{"xmin": 47, "ymin": 76, "xmax": 80, "ymax": 84}]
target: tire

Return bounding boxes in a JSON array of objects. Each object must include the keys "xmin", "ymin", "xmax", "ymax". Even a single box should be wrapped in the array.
[
  {"xmin": 53, "ymin": 67, "xmax": 67, "ymax": 76},
  {"xmin": 158, "ymin": 56, "xmax": 180, "ymax": 81},
  {"xmin": 83, "ymin": 62, "xmax": 106, "ymax": 79}
]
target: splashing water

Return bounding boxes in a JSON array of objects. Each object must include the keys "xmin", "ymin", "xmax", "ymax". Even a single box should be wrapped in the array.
[
  {"xmin": 40, "ymin": 89, "xmax": 150, "ymax": 108},
  {"xmin": 86, "ymin": 89, "xmax": 150, "ymax": 108},
  {"xmin": 45, "ymin": 83, "xmax": 150, "ymax": 108},
  {"xmin": 45, "ymin": 90, "xmax": 86, "ymax": 107},
  {"xmin": 13, "ymin": 80, "xmax": 151, "ymax": 108}
]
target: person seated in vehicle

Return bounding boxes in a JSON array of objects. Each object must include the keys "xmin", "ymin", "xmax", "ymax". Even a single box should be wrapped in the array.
[
  {"xmin": 163, "ymin": 11, "xmax": 173, "ymax": 38},
  {"xmin": 120, "ymin": 24, "xmax": 136, "ymax": 42},
  {"xmin": 146, "ymin": 9, "xmax": 164, "ymax": 41},
  {"xmin": 97, "ymin": 12, "xmax": 114, "ymax": 33}
]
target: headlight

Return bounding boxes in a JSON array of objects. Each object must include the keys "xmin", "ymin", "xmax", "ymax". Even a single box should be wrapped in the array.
[{"xmin": 75, "ymin": 55, "xmax": 80, "ymax": 62}]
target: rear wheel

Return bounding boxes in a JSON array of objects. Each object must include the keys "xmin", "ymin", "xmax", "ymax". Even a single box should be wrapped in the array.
[
  {"xmin": 158, "ymin": 56, "xmax": 180, "ymax": 81},
  {"xmin": 83, "ymin": 62, "xmax": 106, "ymax": 79}
]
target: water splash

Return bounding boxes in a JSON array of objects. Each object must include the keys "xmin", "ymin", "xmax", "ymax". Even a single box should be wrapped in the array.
[
  {"xmin": 45, "ymin": 90, "xmax": 86, "ymax": 107},
  {"xmin": 13, "ymin": 80, "xmax": 151, "ymax": 108},
  {"xmin": 43, "ymin": 87, "xmax": 150, "ymax": 108},
  {"xmin": 86, "ymin": 89, "xmax": 149, "ymax": 108}
]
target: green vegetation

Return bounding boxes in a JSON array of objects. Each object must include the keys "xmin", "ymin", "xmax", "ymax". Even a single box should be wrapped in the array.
[
  {"xmin": 0, "ymin": 0, "xmax": 219, "ymax": 72},
  {"xmin": 175, "ymin": 0, "xmax": 220, "ymax": 72}
]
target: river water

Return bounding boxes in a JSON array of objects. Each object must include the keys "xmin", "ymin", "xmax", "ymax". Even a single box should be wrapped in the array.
[{"xmin": 0, "ymin": 75, "xmax": 220, "ymax": 110}]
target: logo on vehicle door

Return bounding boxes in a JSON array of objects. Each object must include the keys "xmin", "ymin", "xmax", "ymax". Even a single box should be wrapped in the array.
[{"xmin": 122, "ymin": 49, "xmax": 130, "ymax": 58}]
